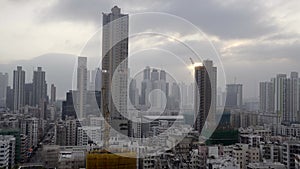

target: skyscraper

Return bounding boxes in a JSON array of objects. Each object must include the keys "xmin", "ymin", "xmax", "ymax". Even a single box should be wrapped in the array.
[
  {"xmin": 274, "ymin": 74, "xmax": 287, "ymax": 124},
  {"xmin": 88, "ymin": 68, "xmax": 102, "ymax": 91},
  {"xmin": 140, "ymin": 66, "xmax": 152, "ymax": 106},
  {"xmin": 50, "ymin": 84, "xmax": 56, "ymax": 104},
  {"xmin": 225, "ymin": 84, "xmax": 243, "ymax": 108},
  {"xmin": 179, "ymin": 82, "xmax": 188, "ymax": 107},
  {"xmin": 62, "ymin": 90, "xmax": 77, "ymax": 120},
  {"xmin": 6, "ymin": 86, "xmax": 13, "ymax": 110},
  {"xmin": 287, "ymin": 72, "xmax": 299, "ymax": 122},
  {"xmin": 129, "ymin": 79, "xmax": 139, "ymax": 107},
  {"xmin": 24, "ymin": 83, "xmax": 33, "ymax": 106},
  {"xmin": 169, "ymin": 82, "xmax": 180, "ymax": 110},
  {"xmin": 0, "ymin": 73, "xmax": 8, "ymax": 108},
  {"xmin": 94, "ymin": 68, "xmax": 102, "ymax": 92},
  {"xmin": 102, "ymin": 6, "xmax": 129, "ymax": 136},
  {"xmin": 260, "ymin": 72, "xmax": 299, "ymax": 125},
  {"xmin": 259, "ymin": 81, "xmax": 275, "ymax": 113},
  {"xmin": 149, "ymin": 69, "xmax": 165, "ymax": 109},
  {"xmin": 13, "ymin": 66, "xmax": 25, "ymax": 112},
  {"xmin": 143, "ymin": 66, "xmax": 150, "ymax": 80},
  {"xmin": 194, "ymin": 60, "xmax": 217, "ymax": 135},
  {"xmin": 77, "ymin": 57, "xmax": 87, "ymax": 118},
  {"xmin": 158, "ymin": 70, "xmax": 168, "ymax": 110},
  {"xmin": 32, "ymin": 67, "xmax": 47, "ymax": 106}
]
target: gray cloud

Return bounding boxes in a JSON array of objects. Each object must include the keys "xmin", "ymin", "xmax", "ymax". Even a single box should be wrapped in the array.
[
  {"xmin": 2, "ymin": 0, "xmax": 300, "ymax": 99},
  {"xmin": 39, "ymin": 0, "xmax": 111, "ymax": 26},
  {"xmin": 165, "ymin": 0, "xmax": 279, "ymax": 40},
  {"xmin": 40, "ymin": 0, "xmax": 280, "ymax": 40},
  {"xmin": 263, "ymin": 32, "xmax": 300, "ymax": 41},
  {"xmin": 221, "ymin": 38, "xmax": 300, "ymax": 98},
  {"xmin": 225, "ymin": 40, "xmax": 300, "ymax": 62}
]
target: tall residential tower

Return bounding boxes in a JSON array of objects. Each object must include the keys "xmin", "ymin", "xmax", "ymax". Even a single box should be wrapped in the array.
[
  {"xmin": 0, "ymin": 73, "xmax": 8, "ymax": 108},
  {"xmin": 102, "ymin": 6, "xmax": 129, "ymax": 136},
  {"xmin": 32, "ymin": 67, "xmax": 47, "ymax": 106},
  {"xmin": 226, "ymin": 84, "xmax": 243, "ymax": 108},
  {"xmin": 77, "ymin": 57, "xmax": 87, "ymax": 118},
  {"xmin": 194, "ymin": 60, "xmax": 217, "ymax": 135},
  {"xmin": 13, "ymin": 66, "xmax": 25, "ymax": 112}
]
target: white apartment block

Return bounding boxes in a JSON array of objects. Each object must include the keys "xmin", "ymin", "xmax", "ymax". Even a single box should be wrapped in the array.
[
  {"xmin": 77, "ymin": 126, "xmax": 102, "ymax": 146},
  {"xmin": 247, "ymin": 162, "xmax": 286, "ymax": 169},
  {"xmin": 232, "ymin": 144, "xmax": 260, "ymax": 169},
  {"xmin": 0, "ymin": 135, "xmax": 15, "ymax": 169}
]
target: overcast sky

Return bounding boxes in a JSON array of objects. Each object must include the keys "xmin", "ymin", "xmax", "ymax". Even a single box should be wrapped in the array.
[{"xmin": 0, "ymin": 0, "xmax": 300, "ymax": 99}]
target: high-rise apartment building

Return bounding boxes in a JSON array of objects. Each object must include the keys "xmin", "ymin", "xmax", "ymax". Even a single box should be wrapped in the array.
[
  {"xmin": 6, "ymin": 86, "xmax": 13, "ymax": 110},
  {"xmin": 260, "ymin": 72, "xmax": 300, "ymax": 125},
  {"xmin": 259, "ymin": 81, "xmax": 275, "ymax": 113},
  {"xmin": 13, "ymin": 66, "xmax": 25, "ymax": 112},
  {"xmin": 0, "ymin": 73, "xmax": 8, "ymax": 108},
  {"xmin": 226, "ymin": 84, "xmax": 243, "ymax": 108},
  {"xmin": 94, "ymin": 68, "xmax": 102, "ymax": 91},
  {"xmin": 102, "ymin": 6, "xmax": 129, "ymax": 136},
  {"xmin": 274, "ymin": 74, "xmax": 287, "ymax": 123},
  {"xmin": 287, "ymin": 72, "xmax": 299, "ymax": 122},
  {"xmin": 140, "ymin": 66, "xmax": 152, "ymax": 106},
  {"xmin": 149, "ymin": 69, "xmax": 168, "ymax": 110},
  {"xmin": 179, "ymin": 82, "xmax": 188, "ymax": 107},
  {"xmin": 87, "ymin": 68, "xmax": 102, "ymax": 91},
  {"xmin": 77, "ymin": 57, "xmax": 87, "ymax": 118},
  {"xmin": 169, "ymin": 82, "xmax": 180, "ymax": 110},
  {"xmin": 32, "ymin": 67, "xmax": 47, "ymax": 106},
  {"xmin": 129, "ymin": 79, "xmax": 139, "ymax": 107},
  {"xmin": 50, "ymin": 84, "xmax": 56, "ymax": 104},
  {"xmin": 194, "ymin": 60, "xmax": 217, "ymax": 135},
  {"xmin": 24, "ymin": 83, "xmax": 33, "ymax": 106},
  {"xmin": 62, "ymin": 90, "xmax": 77, "ymax": 120}
]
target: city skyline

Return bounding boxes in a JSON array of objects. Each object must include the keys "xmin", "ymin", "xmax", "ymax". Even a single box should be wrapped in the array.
[
  {"xmin": 1, "ymin": 1, "xmax": 300, "ymax": 99},
  {"xmin": 1, "ymin": 2, "xmax": 300, "ymax": 169}
]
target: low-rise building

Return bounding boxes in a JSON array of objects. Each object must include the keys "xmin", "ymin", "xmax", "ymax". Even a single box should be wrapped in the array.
[
  {"xmin": 260, "ymin": 142, "xmax": 282, "ymax": 162},
  {"xmin": 77, "ymin": 126, "xmax": 102, "ymax": 146},
  {"xmin": 0, "ymin": 135, "xmax": 15, "ymax": 169},
  {"xmin": 282, "ymin": 140, "xmax": 300, "ymax": 169},
  {"xmin": 42, "ymin": 145, "xmax": 60, "ymax": 169},
  {"xmin": 232, "ymin": 144, "xmax": 260, "ymax": 169},
  {"xmin": 58, "ymin": 149, "xmax": 86, "ymax": 169},
  {"xmin": 207, "ymin": 155, "xmax": 239, "ymax": 169},
  {"xmin": 247, "ymin": 162, "xmax": 286, "ymax": 169}
]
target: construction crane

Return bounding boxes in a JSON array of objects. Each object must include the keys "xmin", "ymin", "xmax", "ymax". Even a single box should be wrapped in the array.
[
  {"xmin": 189, "ymin": 57, "xmax": 195, "ymax": 65},
  {"xmin": 101, "ymin": 87, "xmax": 110, "ymax": 149}
]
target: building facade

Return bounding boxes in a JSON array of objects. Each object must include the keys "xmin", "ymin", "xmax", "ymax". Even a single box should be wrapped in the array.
[
  {"xmin": 102, "ymin": 6, "xmax": 129, "ymax": 136},
  {"xmin": 194, "ymin": 60, "xmax": 217, "ymax": 135},
  {"xmin": 13, "ymin": 66, "xmax": 25, "ymax": 112}
]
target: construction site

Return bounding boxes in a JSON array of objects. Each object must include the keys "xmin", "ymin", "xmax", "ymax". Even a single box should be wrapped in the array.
[{"xmin": 86, "ymin": 150, "xmax": 137, "ymax": 169}]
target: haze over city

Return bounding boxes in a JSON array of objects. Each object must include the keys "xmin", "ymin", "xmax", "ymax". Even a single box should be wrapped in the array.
[{"xmin": 1, "ymin": 0, "xmax": 300, "ymax": 99}]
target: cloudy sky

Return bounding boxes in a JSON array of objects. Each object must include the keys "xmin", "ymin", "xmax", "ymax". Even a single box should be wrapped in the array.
[{"xmin": 0, "ymin": 0, "xmax": 300, "ymax": 99}]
